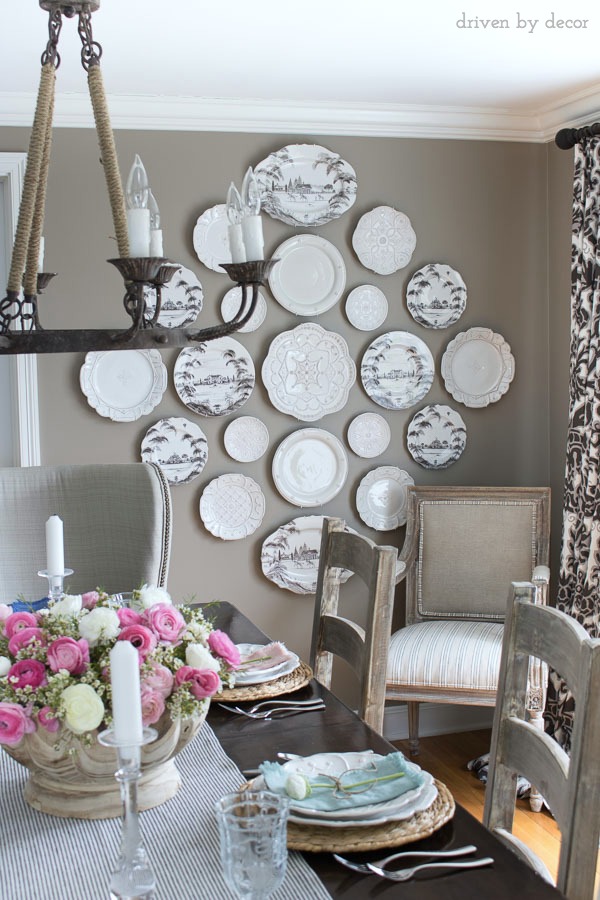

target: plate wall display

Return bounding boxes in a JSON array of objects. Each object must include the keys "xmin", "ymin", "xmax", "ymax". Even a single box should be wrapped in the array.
[
  {"xmin": 140, "ymin": 417, "xmax": 208, "ymax": 485},
  {"xmin": 142, "ymin": 264, "xmax": 204, "ymax": 328},
  {"xmin": 356, "ymin": 466, "xmax": 415, "ymax": 530},
  {"xmin": 254, "ymin": 143, "xmax": 357, "ymax": 227},
  {"xmin": 220, "ymin": 286, "xmax": 267, "ymax": 333},
  {"xmin": 262, "ymin": 323, "xmax": 355, "ymax": 422},
  {"xmin": 345, "ymin": 284, "xmax": 388, "ymax": 331},
  {"xmin": 79, "ymin": 349, "xmax": 167, "ymax": 422},
  {"xmin": 352, "ymin": 206, "xmax": 417, "ymax": 275},
  {"xmin": 223, "ymin": 416, "xmax": 269, "ymax": 462},
  {"xmin": 406, "ymin": 404, "xmax": 467, "ymax": 469},
  {"xmin": 347, "ymin": 412, "xmax": 391, "ymax": 459},
  {"xmin": 199, "ymin": 474, "xmax": 265, "ymax": 540},
  {"xmin": 272, "ymin": 428, "xmax": 348, "ymax": 507},
  {"xmin": 406, "ymin": 263, "xmax": 467, "ymax": 329},
  {"xmin": 361, "ymin": 331, "xmax": 434, "ymax": 410},
  {"xmin": 441, "ymin": 327, "xmax": 515, "ymax": 407},
  {"xmin": 261, "ymin": 515, "xmax": 355, "ymax": 594},
  {"xmin": 192, "ymin": 203, "xmax": 232, "ymax": 273},
  {"xmin": 174, "ymin": 338, "xmax": 255, "ymax": 417},
  {"xmin": 268, "ymin": 234, "xmax": 346, "ymax": 316}
]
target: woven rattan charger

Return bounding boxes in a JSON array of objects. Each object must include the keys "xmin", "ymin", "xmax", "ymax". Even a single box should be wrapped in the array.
[{"xmin": 212, "ymin": 660, "xmax": 313, "ymax": 703}]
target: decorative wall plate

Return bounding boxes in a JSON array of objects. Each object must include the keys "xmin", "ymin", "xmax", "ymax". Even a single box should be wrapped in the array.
[
  {"xmin": 142, "ymin": 264, "xmax": 204, "ymax": 328},
  {"xmin": 174, "ymin": 338, "xmax": 255, "ymax": 417},
  {"xmin": 352, "ymin": 206, "xmax": 417, "ymax": 275},
  {"xmin": 261, "ymin": 515, "xmax": 355, "ymax": 594},
  {"xmin": 80, "ymin": 349, "xmax": 167, "ymax": 422},
  {"xmin": 192, "ymin": 203, "xmax": 232, "ymax": 273},
  {"xmin": 268, "ymin": 234, "xmax": 346, "ymax": 316},
  {"xmin": 272, "ymin": 428, "xmax": 348, "ymax": 507},
  {"xmin": 254, "ymin": 144, "xmax": 357, "ymax": 227},
  {"xmin": 199, "ymin": 474, "xmax": 266, "ymax": 540},
  {"xmin": 441, "ymin": 327, "xmax": 515, "ymax": 407},
  {"xmin": 224, "ymin": 416, "xmax": 269, "ymax": 462},
  {"xmin": 361, "ymin": 331, "xmax": 434, "ymax": 410},
  {"xmin": 140, "ymin": 416, "xmax": 208, "ymax": 485},
  {"xmin": 356, "ymin": 466, "xmax": 415, "ymax": 530},
  {"xmin": 262, "ymin": 323, "xmax": 356, "ymax": 421},
  {"xmin": 347, "ymin": 412, "xmax": 391, "ymax": 459},
  {"xmin": 345, "ymin": 284, "xmax": 388, "ymax": 331},
  {"xmin": 406, "ymin": 263, "xmax": 466, "ymax": 329},
  {"xmin": 406, "ymin": 405, "xmax": 467, "ymax": 469},
  {"xmin": 220, "ymin": 286, "xmax": 267, "ymax": 333}
]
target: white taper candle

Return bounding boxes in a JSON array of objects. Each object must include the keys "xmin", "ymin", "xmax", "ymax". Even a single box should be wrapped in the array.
[
  {"xmin": 109, "ymin": 640, "xmax": 143, "ymax": 746},
  {"xmin": 45, "ymin": 515, "xmax": 64, "ymax": 577}
]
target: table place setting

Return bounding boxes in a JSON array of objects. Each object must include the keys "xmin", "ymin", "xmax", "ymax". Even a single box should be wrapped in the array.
[{"xmin": 212, "ymin": 640, "xmax": 314, "ymax": 703}]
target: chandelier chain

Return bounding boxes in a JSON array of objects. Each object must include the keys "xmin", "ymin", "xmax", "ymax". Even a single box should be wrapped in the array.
[
  {"xmin": 77, "ymin": 7, "xmax": 102, "ymax": 70},
  {"xmin": 41, "ymin": 9, "xmax": 62, "ymax": 69}
]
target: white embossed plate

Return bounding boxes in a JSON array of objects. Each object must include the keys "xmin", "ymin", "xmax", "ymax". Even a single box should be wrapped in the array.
[
  {"xmin": 262, "ymin": 323, "xmax": 355, "ymax": 422},
  {"xmin": 345, "ymin": 284, "xmax": 388, "ymax": 331},
  {"xmin": 361, "ymin": 331, "xmax": 434, "ymax": 410},
  {"xmin": 192, "ymin": 203, "xmax": 232, "ymax": 273},
  {"xmin": 407, "ymin": 405, "xmax": 467, "ymax": 469},
  {"xmin": 224, "ymin": 416, "xmax": 269, "ymax": 462},
  {"xmin": 268, "ymin": 234, "xmax": 346, "ymax": 316},
  {"xmin": 140, "ymin": 416, "xmax": 208, "ymax": 485},
  {"xmin": 406, "ymin": 263, "xmax": 467, "ymax": 329},
  {"xmin": 80, "ymin": 349, "xmax": 167, "ymax": 422},
  {"xmin": 352, "ymin": 206, "xmax": 416, "ymax": 275},
  {"xmin": 441, "ymin": 327, "xmax": 515, "ymax": 407},
  {"xmin": 233, "ymin": 643, "xmax": 300, "ymax": 685},
  {"xmin": 261, "ymin": 515, "xmax": 355, "ymax": 594},
  {"xmin": 356, "ymin": 466, "xmax": 415, "ymax": 530},
  {"xmin": 347, "ymin": 413, "xmax": 391, "ymax": 459},
  {"xmin": 199, "ymin": 474, "xmax": 266, "ymax": 540},
  {"xmin": 142, "ymin": 264, "xmax": 204, "ymax": 328},
  {"xmin": 272, "ymin": 428, "xmax": 348, "ymax": 507},
  {"xmin": 174, "ymin": 338, "xmax": 255, "ymax": 417},
  {"xmin": 221, "ymin": 286, "xmax": 267, "ymax": 333}
]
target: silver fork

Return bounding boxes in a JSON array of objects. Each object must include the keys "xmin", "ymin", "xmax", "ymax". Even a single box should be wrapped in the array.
[
  {"xmin": 218, "ymin": 702, "xmax": 325, "ymax": 719},
  {"xmin": 368, "ymin": 856, "xmax": 494, "ymax": 881},
  {"xmin": 247, "ymin": 698, "xmax": 324, "ymax": 714},
  {"xmin": 334, "ymin": 844, "xmax": 477, "ymax": 875}
]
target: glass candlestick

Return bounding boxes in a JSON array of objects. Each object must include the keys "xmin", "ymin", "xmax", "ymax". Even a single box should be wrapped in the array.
[
  {"xmin": 37, "ymin": 568, "xmax": 74, "ymax": 602},
  {"xmin": 98, "ymin": 728, "xmax": 158, "ymax": 900}
]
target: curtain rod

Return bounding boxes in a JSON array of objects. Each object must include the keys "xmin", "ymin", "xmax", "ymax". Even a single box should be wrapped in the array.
[{"xmin": 556, "ymin": 123, "xmax": 600, "ymax": 149}]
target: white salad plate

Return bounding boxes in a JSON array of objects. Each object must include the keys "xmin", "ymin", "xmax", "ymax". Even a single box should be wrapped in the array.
[
  {"xmin": 347, "ymin": 412, "xmax": 391, "ymax": 459},
  {"xmin": 140, "ymin": 416, "xmax": 208, "ymax": 485},
  {"xmin": 441, "ymin": 327, "xmax": 515, "ymax": 407},
  {"xmin": 192, "ymin": 203, "xmax": 232, "ymax": 273},
  {"xmin": 272, "ymin": 428, "xmax": 348, "ymax": 507},
  {"xmin": 254, "ymin": 143, "xmax": 357, "ymax": 227},
  {"xmin": 174, "ymin": 338, "xmax": 255, "ymax": 417},
  {"xmin": 223, "ymin": 416, "xmax": 269, "ymax": 462},
  {"xmin": 199, "ymin": 474, "xmax": 266, "ymax": 541},
  {"xmin": 406, "ymin": 263, "xmax": 467, "ymax": 329},
  {"xmin": 80, "ymin": 349, "xmax": 167, "ymax": 422},
  {"xmin": 220, "ymin": 286, "xmax": 268, "ymax": 333},
  {"xmin": 233, "ymin": 643, "xmax": 300, "ymax": 685},
  {"xmin": 268, "ymin": 234, "xmax": 346, "ymax": 316},
  {"xmin": 262, "ymin": 323, "xmax": 355, "ymax": 422},
  {"xmin": 143, "ymin": 264, "xmax": 204, "ymax": 328},
  {"xmin": 407, "ymin": 405, "xmax": 467, "ymax": 469},
  {"xmin": 261, "ymin": 515, "xmax": 355, "ymax": 594},
  {"xmin": 361, "ymin": 331, "xmax": 434, "ymax": 410},
  {"xmin": 356, "ymin": 466, "xmax": 415, "ymax": 530},
  {"xmin": 352, "ymin": 206, "xmax": 416, "ymax": 275},
  {"xmin": 345, "ymin": 284, "xmax": 388, "ymax": 330}
]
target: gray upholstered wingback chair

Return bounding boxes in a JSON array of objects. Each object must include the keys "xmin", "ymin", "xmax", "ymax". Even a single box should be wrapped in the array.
[{"xmin": 0, "ymin": 463, "xmax": 171, "ymax": 601}]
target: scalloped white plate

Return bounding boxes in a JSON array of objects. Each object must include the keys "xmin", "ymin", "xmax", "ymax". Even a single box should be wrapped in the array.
[
  {"xmin": 361, "ymin": 331, "xmax": 434, "ymax": 410},
  {"xmin": 174, "ymin": 338, "xmax": 255, "ymax": 417},
  {"xmin": 221, "ymin": 286, "xmax": 268, "ymax": 333},
  {"xmin": 140, "ymin": 416, "xmax": 208, "ymax": 485},
  {"xmin": 441, "ymin": 327, "xmax": 515, "ymax": 407},
  {"xmin": 352, "ymin": 206, "xmax": 416, "ymax": 275},
  {"xmin": 200, "ymin": 474, "xmax": 265, "ymax": 540},
  {"xmin": 347, "ymin": 413, "xmax": 391, "ymax": 459},
  {"xmin": 356, "ymin": 466, "xmax": 415, "ymax": 530},
  {"xmin": 224, "ymin": 416, "xmax": 269, "ymax": 462},
  {"xmin": 80, "ymin": 350, "xmax": 167, "ymax": 422},
  {"xmin": 192, "ymin": 203, "xmax": 232, "ymax": 273},
  {"xmin": 345, "ymin": 285, "xmax": 388, "ymax": 330}
]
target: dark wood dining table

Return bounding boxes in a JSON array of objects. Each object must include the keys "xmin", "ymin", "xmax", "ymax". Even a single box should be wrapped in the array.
[{"xmin": 207, "ymin": 602, "xmax": 565, "ymax": 899}]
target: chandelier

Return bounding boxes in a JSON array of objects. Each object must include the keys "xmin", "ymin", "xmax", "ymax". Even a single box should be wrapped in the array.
[{"xmin": 0, "ymin": 0, "xmax": 276, "ymax": 355}]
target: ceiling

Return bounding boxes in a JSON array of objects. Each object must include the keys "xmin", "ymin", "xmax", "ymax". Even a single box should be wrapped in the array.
[{"xmin": 1, "ymin": 1, "xmax": 600, "ymax": 141}]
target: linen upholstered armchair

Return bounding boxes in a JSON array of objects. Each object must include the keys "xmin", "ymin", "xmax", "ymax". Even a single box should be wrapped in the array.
[{"xmin": 386, "ymin": 486, "xmax": 550, "ymax": 756}]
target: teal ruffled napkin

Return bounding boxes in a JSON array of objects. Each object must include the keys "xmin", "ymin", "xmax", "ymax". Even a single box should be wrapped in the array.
[{"xmin": 259, "ymin": 752, "xmax": 425, "ymax": 811}]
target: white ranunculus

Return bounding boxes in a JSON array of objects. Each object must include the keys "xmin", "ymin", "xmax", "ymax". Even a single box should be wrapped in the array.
[
  {"xmin": 136, "ymin": 584, "xmax": 172, "ymax": 610},
  {"xmin": 185, "ymin": 643, "xmax": 220, "ymax": 672},
  {"xmin": 47, "ymin": 594, "xmax": 82, "ymax": 617},
  {"xmin": 285, "ymin": 773, "xmax": 311, "ymax": 801},
  {"xmin": 0, "ymin": 656, "xmax": 11, "ymax": 677},
  {"xmin": 78, "ymin": 607, "xmax": 120, "ymax": 647},
  {"xmin": 62, "ymin": 683, "xmax": 105, "ymax": 734}
]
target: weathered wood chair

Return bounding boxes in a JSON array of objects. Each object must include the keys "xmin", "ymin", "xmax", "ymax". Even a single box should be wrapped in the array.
[
  {"xmin": 310, "ymin": 517, "xmax": 398, "ymax": 734},
  {"xmin": 484, "ymin": 581, "xmax": 600, "ymax": 900}
]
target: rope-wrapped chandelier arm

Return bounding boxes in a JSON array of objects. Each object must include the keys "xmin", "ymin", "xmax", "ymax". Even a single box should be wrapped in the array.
[{"xmin": 24, "ymin": 86, "xmax": 55, "ymax": 298}]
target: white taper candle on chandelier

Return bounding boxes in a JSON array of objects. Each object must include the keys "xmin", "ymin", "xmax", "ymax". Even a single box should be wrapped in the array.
[
  {"xmin": 226, "ymin": 182, "xmax": 247, "ymax": 263},
  {"xmin": 38, "ymin": 236, "xmax": 45, "ymax": 272},
  {"xmin": 148, "ymin": 189, "xmax": 163, "ymax": 256},
  {"xmin": 125, "ymin": 154, "xmax": 151, "ymax": 257},
  {"xmin": 45, "ymin": 514, "xmax": 64, "ymax": 577},
  {"xmin": 110, "ymin": 640, "xmax": 143, "ymax": 746},
  {"xmin": 240, "ymin": 167, "xmax": 264, "ymax": 261}
]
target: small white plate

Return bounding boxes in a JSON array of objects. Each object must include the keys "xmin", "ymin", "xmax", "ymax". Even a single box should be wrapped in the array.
[
  {"xmin": 347, "ymin": 413, "xmax": 391, "ymax": 459},
  {"xmin": 272, "ymin": 428, "xmax": 348, "ymax": 507},
  {"xmin": 199, "ymin": 474, "xmax": 265, "ymax": 540},
  {"xmin": 352, "ymin": 206, "xmax": 416, "ymax": 275},
  {"xmin": 407, "ymin": 404, "xmax": 467, "ymax": 469},
  {"xmin": 224, "ymin": 416, "xmax": 269, "ymax": 462},
  {"xmin": 192, "ymin": 203, "xmax": 232, "ymax": 273},
  {"xmin": 356, "ymin": 466, "xmax": 415, "ymax": 530},
  {"xmin": 268, "ymin": 234, "xmax": 346, "ymax": 316},
  {"xmin": 221, "ymin": 286, "xmax": 267, "ymax": 333},
  {"xmin": 345, "ymin": 285, "xmax": 388, "ymax": 330},
  {"xmin": 140, "ymin": 417, "xmax": 208, "ymax": 485},
  {"xmin": 80, "ymin": 350, "xmax": 167, "ymax": 422}
]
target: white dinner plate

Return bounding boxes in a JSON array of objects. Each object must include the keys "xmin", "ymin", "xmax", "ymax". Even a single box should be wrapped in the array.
[
  {"xmin": 174, "ymin": 338, "xmax": 255, "ymax": 417},
  {"xmin": 356, "ymin": 466, "xmax": 415, "ymax": 530},
  {"xmin": 441, "ymin": 327, "xmax": 515, "ymax": 407},
  {"xmin": 221, "ymin": 286, "xmax": 267, "ymax": 333},
  {"xmin": 199, "ymin": 474, "xmax": 265, "ymax": 540},
  {"xmin": 261, "ymin": 515, "xmax": 355, "ymax": 594},
  {"xmin": 192, "ymin": 203, "xmax": 232, "ymax": 273},
  {"xmin": 272, "ymin": 428, "xmax": 348, "ymax": 507},
  {"xmin": 80, "ymin": 349, "xmax": 167, "ymax": 422},
  {"xmin": 140, "ymin": 416, "xmax": 208, "ymax": 485},
  {"xmin": 361, "ymin": 331, "xmax": 434, "ymax": 410},
  {"xmin": 233, "ymin": 643, "xmax": 300, "ymax": 685},
  {"xmin": 268, "ymin": 234, "xmax": 346, "ymax": 316}
]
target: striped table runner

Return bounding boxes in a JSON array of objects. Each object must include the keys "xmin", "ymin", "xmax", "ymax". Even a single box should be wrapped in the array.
[{"xmin": 0, "ymin": 724, "xmax": 332, "ymax": 900}]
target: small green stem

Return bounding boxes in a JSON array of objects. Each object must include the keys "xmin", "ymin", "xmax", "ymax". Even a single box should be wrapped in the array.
[{"xmin": 312, "ymin": 772, "xmax": 405, "ymax": 791}]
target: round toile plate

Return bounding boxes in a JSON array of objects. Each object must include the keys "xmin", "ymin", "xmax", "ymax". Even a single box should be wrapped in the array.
[{"xmin": 212, "ymin": 661, "xmax": 313, "ymax": 702}]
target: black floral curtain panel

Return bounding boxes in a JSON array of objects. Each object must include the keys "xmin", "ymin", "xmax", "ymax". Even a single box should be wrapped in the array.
[{"xmin": 545, "ymin": 137, "xmax": 600, "ymax": 750}]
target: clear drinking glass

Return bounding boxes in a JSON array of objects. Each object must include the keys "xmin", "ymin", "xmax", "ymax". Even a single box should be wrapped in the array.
[{"xmin": 215, "ymin": 790, "xmax": 289, "ymax": 900}]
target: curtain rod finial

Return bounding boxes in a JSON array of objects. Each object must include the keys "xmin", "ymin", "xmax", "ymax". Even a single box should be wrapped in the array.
[{"xmin": 555, "ymin": 128, "xmax": 576, "ymax": 150}]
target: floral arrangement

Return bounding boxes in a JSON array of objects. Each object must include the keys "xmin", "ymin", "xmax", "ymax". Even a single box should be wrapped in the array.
[{"xmin": 0, "ymin": 585, "xmax": 240, "ymax": 747}]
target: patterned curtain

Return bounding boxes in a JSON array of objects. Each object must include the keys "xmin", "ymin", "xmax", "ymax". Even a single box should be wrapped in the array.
[{"xmin": 545, "ymin": 137, "xmax": 600, "ymax": 751}]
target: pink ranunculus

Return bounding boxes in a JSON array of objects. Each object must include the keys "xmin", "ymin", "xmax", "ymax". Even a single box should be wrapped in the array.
[
  {"xmin": 117, "ymin": 624, "xmax": 157, "ymax": 660},
  {"xmin": 142, "ymin": 661, "xmax": 174, "ymax": 698},
  {"xmin": 81, "ymin": 591, "xmax": 100, "ymax": 610},
  {"xmin": 3, "ymin": 611, "xmax": 37, "ymax": 640},
  {"xmin": 117, "ymin": 607, "xmax": 142, "ymax": 628},
  {"xmin": 144, "ymin": 603, "xmax": 186, "ymax": 644},
  {"xmin": 175, "ymin": 665, "xmax": 220, "ymax": 700},
  {"xmin": 140, "ymin": 688, "xmax": 165, "ymax": 726},
  {"xmin": 208, "ymin": 629, "xmax": 241, "ymax": 669},
  {"xmin": 0, "ymin": 702, "xmax": 35, "ymax": 745},
  {"xmin": 47, "ymin": 637, "xmax": 90, "ymax": 675},
  {"xmin": 8, "ymin": 658, "xmax": 48, "ymax": 690},
  {"xmin": 38, "ymin": 706, "xmax": 60, "ymax": 733},
  {"xmin": 7, "ymin": 626, "xmax": 47, "ymax": 656}
]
